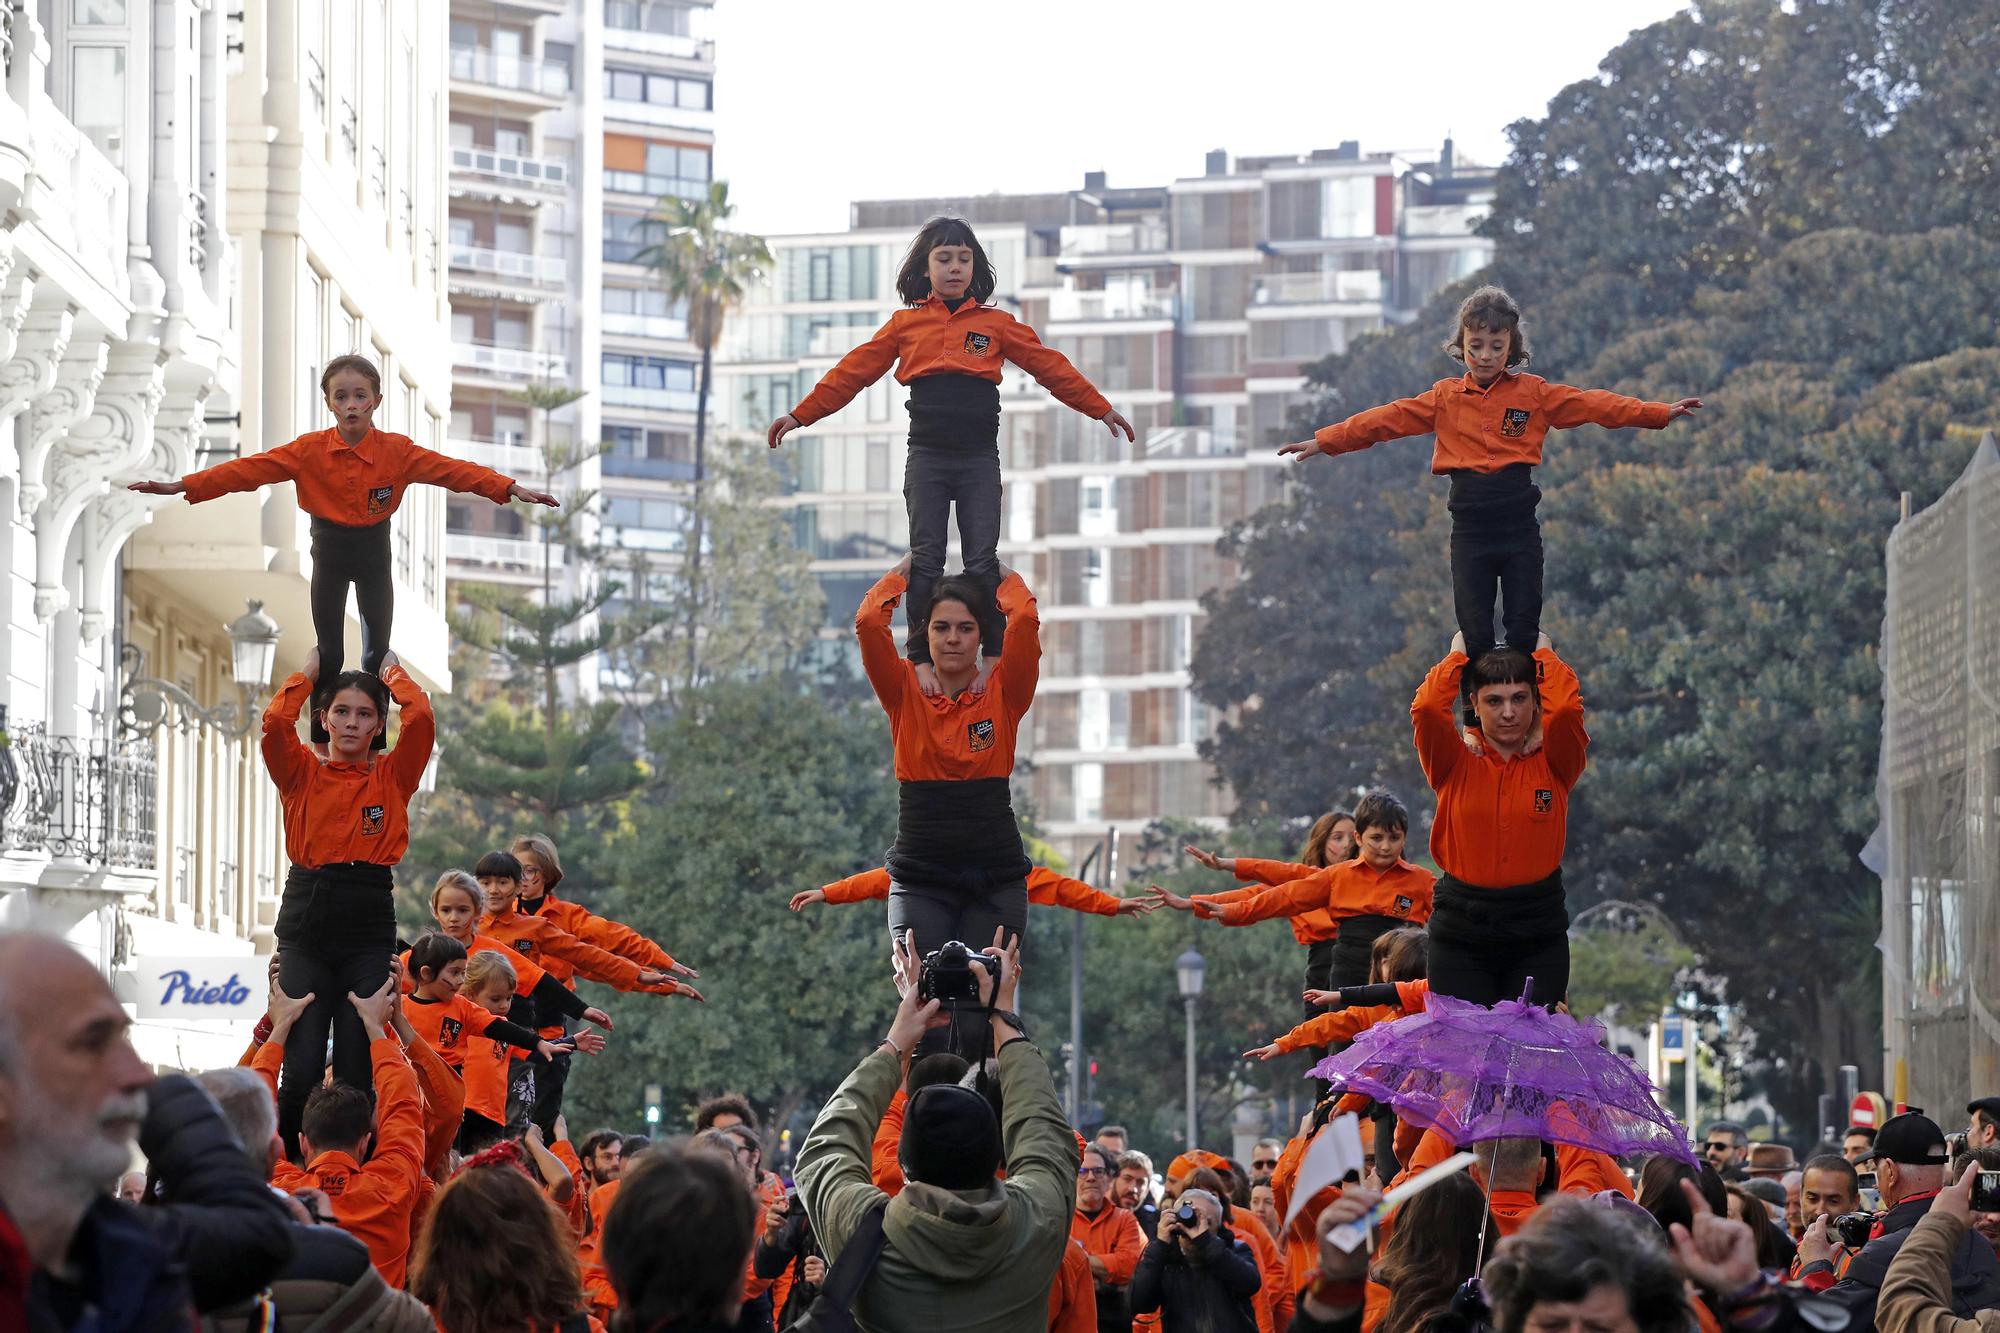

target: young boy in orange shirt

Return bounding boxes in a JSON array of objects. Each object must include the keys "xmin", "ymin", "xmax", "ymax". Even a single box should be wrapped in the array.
[{"xmin": 1281, "ymin": 286, "xmax": 1701, "ymax": 723}]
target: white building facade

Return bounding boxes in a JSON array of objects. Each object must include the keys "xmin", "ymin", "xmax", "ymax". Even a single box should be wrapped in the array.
[{"xmin": 0, "ymin": 0, "xmax": 454, "ymax": 1072}]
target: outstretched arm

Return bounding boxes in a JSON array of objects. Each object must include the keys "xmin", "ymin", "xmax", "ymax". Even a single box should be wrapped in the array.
[
  {"xmin": 1281, "ymin": 386, "xmax": 1440, "ymax": 462},
  {"xmin": 1539, "ymin": 381, "xmax": 1686, "ymax": 432},
  {"xmin": 785, "ymin": 317, "xmax": 902, "ymax": 430},
  {"xmin": 170, "ymin": 439, "xmax": 307, "ymax": 504}
]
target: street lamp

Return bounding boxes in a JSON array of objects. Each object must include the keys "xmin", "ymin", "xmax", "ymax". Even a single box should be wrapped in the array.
[
  {"xmin": 1177, "ymin": 947, "xmax": 1206, "ymax": 1151},
  {"xmin": 119, "ymin": 599, "xmax": 283, "ymax": 741}
]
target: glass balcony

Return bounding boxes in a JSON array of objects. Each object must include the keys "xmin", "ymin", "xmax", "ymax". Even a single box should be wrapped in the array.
[
  {"xmin": 1402, "ymin": 203, "xmax": 1489, "ymax": 238},
  {"xmin": 604, "ymin": 170, "xmax": 708, "ymax": 200},
  {"xmin": 601, "ymin": 311, "xmax": 690, "ymax": 340},
  {"xmin": 453, "ymin": 341, "xmax": 571, "ymax": 380},
  {"xmin": 1057, "ymin": 221, "xmax": 1169, "ymax": 259},
  {"xmin": 602, "ymin": 25, "xmax": 715, "ymax": 62},
  {"xmin": 603, "ymin": 454, "xmax": 699, "ymax": 481},
  {"xmin": 1251, "ymin": 270, "xmax": 1384, "ymax": 305},
  {"xmin": 451, "ymin": 435, "xmax": 547, "ymax": 478},
  {"xmin": 448, "ymin": 243, "xmax": 567, "ymax": 287},
  {"xmin": 447, "ymin": 533, "xmax": 567, "ymax": 569},
  {"xmin": 450, "ymin": 145, "xmax": 568, "ymax": 192},
  {"xmin": 449, "ymin": 46, "xmax": 571, "ymax": 96},
  {"xmin": 1046, "ymin": 288, "xmax": 1177, "ymax": 322},
  {"xmin": 601, "ymin": 383, "xmax": 698, "ymax": 412}
]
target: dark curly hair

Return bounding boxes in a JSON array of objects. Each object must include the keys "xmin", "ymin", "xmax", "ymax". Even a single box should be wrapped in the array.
[
  {"xmin": 412, "ymin": 1163, "xmax": 585, "ymax": 1333},
  {"xmin": 1442, "ymin": 285, "xmax": 1531, "ymax": 370},
  {"xmin": 895, "ymin": 215, "xmax": 996, "ymax": 306}
]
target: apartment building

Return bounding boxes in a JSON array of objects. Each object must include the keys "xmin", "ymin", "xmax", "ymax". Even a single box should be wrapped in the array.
[
  {"xmin": 444, "ymin": 0, "xmax": 716, "ymax": 628},
  {"xmin": 718, "ymin": 144, "xmax": 1494, "ymax": 867},
  {"xmin": 0, "ymin": 1, "xmax": 453, "ymax": 1070}
]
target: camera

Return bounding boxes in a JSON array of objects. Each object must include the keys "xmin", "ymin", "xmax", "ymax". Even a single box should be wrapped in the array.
[
  {"xmin": 1173, "ymin": 1202, "xmax": 1200, "ymax": 1226},
  {"xmin": 918, "ymin": 940, "xmax": 996, "ymax": 1003},
  {"xmin": 1831, "ymin": 1212, "xmax": 1877, "ymax": 1250},
  {"xmin": 1972, "ymin": 1172, "xmax": 2000, "ymax": 1213}
]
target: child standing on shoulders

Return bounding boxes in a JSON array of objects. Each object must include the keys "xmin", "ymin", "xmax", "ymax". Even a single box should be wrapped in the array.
[
  {"xmin": 767, "ymin": 216, "xmax": 1132, "ymax": 695},
  {"xmin": 1280, "ymin": 286, "xmax": 1702, "ymax": 724},
  {"xmin": 128, "ymin": 354, "xmax": 558, "ymax": 744}
]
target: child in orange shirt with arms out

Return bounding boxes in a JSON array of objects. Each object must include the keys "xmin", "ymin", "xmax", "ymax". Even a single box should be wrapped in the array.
[
  {"xmin": 1280, "ymin": 286, "xmax": 1701, "ymax": 726},
  {"xmin": 768, "ymin": 216, "xmax": 1132, "ymax": 696},
  {"xmin": 128, "ymin": 353, "xmax": 557, "ymax": 743}
]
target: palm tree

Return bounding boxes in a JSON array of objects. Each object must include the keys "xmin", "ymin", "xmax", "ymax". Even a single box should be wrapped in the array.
[{"xmin": 632, "ymin": 180, "xmax": 771, "ymax": 683}]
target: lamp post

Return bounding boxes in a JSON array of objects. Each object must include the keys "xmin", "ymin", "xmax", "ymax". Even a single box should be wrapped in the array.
[
  {"xmin": 1177, "ymin": 947, "xmax": 1205, "ymax": 1150},
  {"xmin": 119, "ymin": 599, "xmax": 282, "ymax": 740}
]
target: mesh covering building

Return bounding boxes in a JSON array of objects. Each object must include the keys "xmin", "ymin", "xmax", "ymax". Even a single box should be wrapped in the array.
[{"xmin": 1876, "ymin": 433, "xmax": 2000, "ymax": 1114}]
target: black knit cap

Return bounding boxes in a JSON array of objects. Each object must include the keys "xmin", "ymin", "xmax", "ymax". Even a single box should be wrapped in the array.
[{"xmin": 900, "ymin": 1083, "xmax": 1002, "ymax": 1190}]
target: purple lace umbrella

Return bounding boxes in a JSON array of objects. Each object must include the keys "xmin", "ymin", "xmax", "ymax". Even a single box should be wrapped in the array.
[{"xmin": 1309, "ymin": 982, "xmax": 1698, "ymax": 1167}]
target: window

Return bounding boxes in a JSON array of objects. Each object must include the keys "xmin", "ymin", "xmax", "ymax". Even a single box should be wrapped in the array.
[
  {"xmin": 604, "ymin": 495, "xmax": 690, "ymax": 547},
  {"xmin": 606, "ymin": 0, "xmax": 694, "ymax": 35},
  {"xmin": 779, "ymin": 246, "xmax": 878, "ymax": 303},
  {"xmin": 603, "ymin": 65, "xmax": 710, "ymax": 110},
  {"xmin": 603, "ymin": 210, "xmax": 653, "ymax": 263},
  {"xmin": 601, "ymin": 354, "xmax": 698, "ymax": 405},
  {"xmin": 71, "ymin": 48, "xmax": 126, "ymax": 164},
  {"xmin": 605, "ymin": 144, "xmax": 710, "ymax": 200}
]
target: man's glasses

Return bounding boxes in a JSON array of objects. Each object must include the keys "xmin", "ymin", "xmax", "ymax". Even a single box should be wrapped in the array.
[
  {"xmin": 1078, "ymin": 1166, "xmax": 1110, "ymax": 1178},
  {"xmin": 1705, "ymin": 1142, "xmax": 1733, "ymax": 1154},
  {"xmin": 1251, "ymin": 1159, "xmax": 1278, "ymax": 1171}
]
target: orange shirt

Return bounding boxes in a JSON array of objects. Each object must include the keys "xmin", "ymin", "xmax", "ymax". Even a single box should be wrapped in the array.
[
  {"xmin": 857, "ymin": 569, "xmax": 1039, "ymax": 782},
  {"xmin": 1198, "ymin": 858, "xmax": 1434, "ymax": 931},
  {"xmin": 523, "ymin": 891, "xmax": 680, "ymax": 975},
  {"xmin": 1270, "ymin": 1133, "xmax": 1338, "ymax": 1320},
  {"xmin": 261, "ymin": 665, "xmax": 432, "ymax": 867},
  {"xmin": 1310, "ymin": 370, "xmax": 1675, "ymax": 475},
  {"xmin": 403, "ymin": 990, "xmax": 519, "ymax": 1069},
  {"xmin": 822, "ymin": 865, "xmax": 1126, "ymax": 916},
  {"xmin": 260, "ymin": 1038, "xmax": 425, "ymax": 1287},
  {"xmin": 1412, "ymin": 648, "xmax": 1587, "ymax": 888},
  {"xmin": 1049, "ymin": 1239, "xmax": 1098, "ymax": 1333},
  {"xmin": 477, "ymin": 908, "xmax": 648, "ymax": 991},
  {"xmin": 579, "ymin": 1177, "xmax": 620, "ymax": 1326},
  {"xmin": 1072, "ymin": 1204, "xmax": 1145, "ymax": 1287},
  {"xmin": 1232, "ymin": 1203, "xmax": 1290, "ymax": 1333},
  {"xmin": 182, "ymin": 426, "xmax": 514, "ymax": 527},
  {"xmin": 400, "ymin": 1030, "xmax": 464, "ymax": 1182},
  {"xmin": 1274, "ymin": 980, "xmax": 1431, "ymax": 1055},
  {"xmin": 789, "ymin": 295, "xmax": 1112, "ymax": 427}
]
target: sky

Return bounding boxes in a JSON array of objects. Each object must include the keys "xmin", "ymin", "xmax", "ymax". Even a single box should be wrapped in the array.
[{"xmin": 709, "ymin": 0, "xmax": 1693, "ymax": 238}]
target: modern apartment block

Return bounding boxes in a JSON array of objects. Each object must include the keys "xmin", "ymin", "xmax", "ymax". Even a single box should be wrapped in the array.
[
  {"xmin": 0, "ymin": 0, "xmax": 453, "ymax": 1070},
  {"xmin": 717, "ymin": 144, "xmax": 1494, "ymax": 867},
  {"xmin": 444, "ymin": 0, "xmax": 716, "ymax": 625}
]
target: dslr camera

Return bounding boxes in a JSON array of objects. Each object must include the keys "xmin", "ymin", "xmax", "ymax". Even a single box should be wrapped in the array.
[
  {"xmin": 918, "ymin": 940, "xmax": 996, "ymax": 1003},
  {"xmin": 1831, "ymin": 1212, "xmax": 1878, "ymax": 1250},
  {"xmin": 1172, "ymin": 1202, "xmax": 1201, "ymax": 1227}
]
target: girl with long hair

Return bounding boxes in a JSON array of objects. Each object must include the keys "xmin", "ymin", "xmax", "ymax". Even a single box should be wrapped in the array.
[{"xmin": 411, "ymin": 1161, "xmax": 597, "ymax": 1333}]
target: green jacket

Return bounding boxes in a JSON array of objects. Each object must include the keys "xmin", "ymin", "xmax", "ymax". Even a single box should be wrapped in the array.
[{"xmin": 797, "ymin": 1039, "xmax": 1081, "ymax": 1333}]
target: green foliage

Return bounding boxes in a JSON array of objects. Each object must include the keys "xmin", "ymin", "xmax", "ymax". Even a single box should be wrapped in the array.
[
  {"xmin": 1191, "ymin": 0, "xmax": 2000, "ymax": 1129},
  {"xmin": 560, "ymin": 678, "xmax": 898, "ymax": 1135},
  {"xmin": 1568, "ymin": 916, "xmax": 1698, "ymax": 1026}
]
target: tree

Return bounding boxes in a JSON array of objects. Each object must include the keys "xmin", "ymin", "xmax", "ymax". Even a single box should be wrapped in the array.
[
  {"xmin": 632, "ymin": 181, "xmax": 774, "ymax": 682},
  {"xmin": 560, "ymin": 678, "xmax": 898, "ymax": 1136},
  {"xmin": 600, "ymin": 437, "xmax": 824, "ymax": 713}
]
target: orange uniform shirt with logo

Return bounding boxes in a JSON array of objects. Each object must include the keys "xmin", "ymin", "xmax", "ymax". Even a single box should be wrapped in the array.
[
  {"xmin": 402, "ymin": 990, "xmax": 531, "ymax": 1125},
  {"xmin": 789, "ymin": 295, "xmax": 1112, "ymax": 427},
  {"xmin": 1199, "ymin": 857, "xmax": 1338, "ymax": 945},
  {"xmin": 523, "ymin": 890, "xmax": 680, "ymax": 977},
  {"xmin": 477, "ymin": 908, "xmax": 649, "ymax": 991},
  {"xmin": 1072, "ymin": 1203, "xmax": 1145, "ymax": 1287},
  {"xmin": 1273, "ymin": 980, "xmax": 1431, "ymax": 1056},
  {"xmin": 1413, "ymin": 647, "xmax": 1587, "ymax": 888},
  {"xmin": 1310, "ymin": 371, "xmax": 1676, "ymax": 474},
  {"xmin": 261, "ymin": 665, "xmax": 433, "ymax": 867},
  {"xmin": 1195, "ymin": 858, "xmax": 1434, "ymax": 932},
  {"xmin": 181, "ymin": 426, "xmax": 514, "ymax": 527},
  {"xmin": 857, "ymin": 569, "xmax": 1038, "ymax": 781},
  {"xmin": 257, "ymin": 1038, "xmax": 425, "ymax": 1287},
  {"xmin": 1048, "ymin": 1239, "xmax": 1097, "ymax": 1333},
  {"xmin": 822, "ymin": 865, "xmax": 1126, "ymax": 916}
]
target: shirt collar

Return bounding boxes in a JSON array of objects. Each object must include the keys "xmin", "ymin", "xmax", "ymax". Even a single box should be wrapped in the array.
[
  {"xmin": 307, "ymin": 1149, "xmax": 363, "ymax": 1175},
  {"xmin": 923, "ymin": 292, "xmax": 978, "ymax": 316},
  {"xmin": 1457, "ymin": 369, "xmax": 1514, "ymax": 396},
  {"xmin": 326, "ymin": 425, "xmax": 378, "ymax": 460}
]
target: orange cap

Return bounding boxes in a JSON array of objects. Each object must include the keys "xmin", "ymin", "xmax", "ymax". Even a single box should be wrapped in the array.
[{"xmin": 1165, "ymin": 1149, "xmax": 1230, "ymax": 1182}]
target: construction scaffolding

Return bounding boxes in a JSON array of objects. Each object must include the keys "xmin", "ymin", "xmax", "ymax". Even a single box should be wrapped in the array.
[{"xmin": 1876, "ymin": 433, "xmax": 2000, "ymax": 1115}]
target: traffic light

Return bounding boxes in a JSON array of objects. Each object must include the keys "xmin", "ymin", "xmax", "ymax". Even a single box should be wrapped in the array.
[{"xmin": 643, "ymin": 1081, "xmax": 662, "ymax": 1128}]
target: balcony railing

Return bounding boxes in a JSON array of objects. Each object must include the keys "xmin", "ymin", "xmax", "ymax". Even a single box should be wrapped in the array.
[
  {"xmin": 1141, "ymin": 426, "xmax": 1249, "ymax": 459},
  {"xmin": 451, "ymin": 435, "xmax": 548, "ymax": 478},
  {"xmin": 1021, "ymin": 255, "xmax": 1061, "ymax": 288},
  {"xmin": 449, "ymin": 45, "xmax": 571, "ymax": 95},
  {"xmin": 1252, "ymin": 270, "xmax": 1384, "ymax": 305},
  {"xmin": 1046, "ymin": 289, "xmax": 1176, "ymax": 322},
  {"xmin": 603, "ymin": 454, "xmax": 698, "ymax": 481},
  {"xmin": 453, "ymin": 341, "xmax": 570, "ymax": 380},
  {"xmin": 601, "ymin": 383, "xmax": 697, "ymax": 412},
  {"xmin": 0, "ymin": 710, "xmax": 157, "ymax": 869},
  {"xmin": 450, "ymin": 144, "xmax": 569, "ymax": 191},
  {"xmin": 1057, "ymin": 221, "xmax": 1169, "ymax": 259},
  {"xmin": 447, "ymin": 242, "xmax": 567, "ymax": 286},
  {"xmin": 1402, "ymin": 203, "xmax": 1489, "ymax": 238},
  {"xmin": 602, "ymin": 311, "xmax": 690, "ymax": 340},
  {"xmin": 602, "ymin": 25, "xmax": 715, "ymax": 62},
  {"xmin": 604, "ymin": 170, "xmax": 707, "ymax": 201},
  {"xmin": 447, "ymin": 532, "xmax": 567, "ymax": 570}
]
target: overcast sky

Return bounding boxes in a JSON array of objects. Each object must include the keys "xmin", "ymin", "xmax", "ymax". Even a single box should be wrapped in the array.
[{"xmin": 709, "ymin": 0, "xmax": 1692, "ymax": 238}]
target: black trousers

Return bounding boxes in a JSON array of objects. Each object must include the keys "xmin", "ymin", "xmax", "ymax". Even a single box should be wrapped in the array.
[
  {"xmin": 1302, "ymin": 938, "xmax": 1337, "ymax": 1100},
  {"xmin": 1447, "ymin": 466, "xmax": 1544, "ymax": 662},
  {"xmin": 1425, "ymin": 871, "xmax": 1569, "ymax": 1008},
  {"xmin": 273, "ymin": 863, "xmax": 396, "ymax": 1157},
  {"xmin": 531, "ymin": 1048, "xmax": 572, "ymax": 1136},
  {"xmin": 308, "ymin": 516, "xmax": 394, "ymax": 744},
  {"xmin": 903, "ymin": 442, "xmax": 1005, "ymax": 663},
  {"xmin": 887, "ymin": 874, "xmax": 1027, "ymax": 1056}
]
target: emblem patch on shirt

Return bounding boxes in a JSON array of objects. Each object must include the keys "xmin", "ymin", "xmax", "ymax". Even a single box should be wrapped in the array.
[
  {"xmin": 1500, "ymin": 408, "xmax": 1532, "ymax": 437},
  {"xmin": 366, "ymin": 485, "xmax": 394, "ymax": 515},
  {"xmin": 1394, "ymin": 895, "xmax": 1414, "ymax": 915},
  {"xmin": 318, "ymin": 1169, "xmax": 350, "ymax": 1196},
  {"xmin": 440, "ymin": 1017, "xmax": 462, "ymax": 1047},
  {"xmin": 359, "ymin": 804, "xmax": 386, "ymax": 836},
  {"xmin": 1534, "ymin": 789, "xmax": 1554, "ymax": 813},
  {"xmin": 512, "ymin": 939, "xmax": 534, "ymax": 958},
  {"xmin": 962, "ymin": 331, "xmax": 993, "ymax": 356},
  {"xmin": 967, "ymin": 718, "xmax": 995, "ymax": 752}
]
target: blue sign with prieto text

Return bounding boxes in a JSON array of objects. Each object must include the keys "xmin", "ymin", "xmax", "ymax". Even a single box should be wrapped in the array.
[{"xmin": 135, "ymin": 956, "xmax": 263, "ymax": 1020}]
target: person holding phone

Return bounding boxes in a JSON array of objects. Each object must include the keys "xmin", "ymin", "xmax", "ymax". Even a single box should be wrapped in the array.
[{"xmin": 1129, "ymin": 1186, "xmax": 1262, "ymax": 1333}]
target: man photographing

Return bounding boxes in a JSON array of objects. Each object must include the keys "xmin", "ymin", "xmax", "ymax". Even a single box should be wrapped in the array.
[{"xmin": 1129, "ymin": 1186, "xmax": 1261, "ymax": 1333}]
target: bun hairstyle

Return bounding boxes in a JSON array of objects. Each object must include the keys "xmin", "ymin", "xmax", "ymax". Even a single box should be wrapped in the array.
[{"xmin": 408, "ymin": 931, "xmax": 469, "ymax": 984}]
